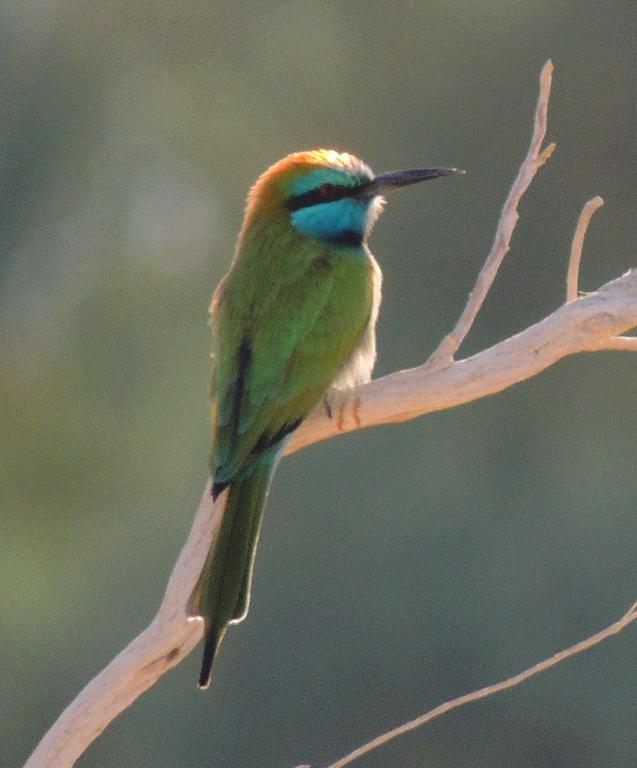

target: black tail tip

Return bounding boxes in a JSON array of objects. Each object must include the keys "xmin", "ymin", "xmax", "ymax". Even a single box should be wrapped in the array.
[
  {"xmin": 198, "ymin": 636, "xmax": 216, "ymax": 690},
  {"xmin": 198, "ymin": 623, "xmax": 224, "ymax": 690},
  {"xmin": 198, "ymin": 668, "xmax": 212, "ymax": 690}
]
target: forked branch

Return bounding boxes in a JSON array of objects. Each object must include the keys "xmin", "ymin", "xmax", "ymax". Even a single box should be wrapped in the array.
[
  {"xmin": 424, "ymin": 60, "xmax": 555, "ymax": 372},
  {"xmin": 24, "ymin": 61, "xmax": 637, "ymax": 768}
]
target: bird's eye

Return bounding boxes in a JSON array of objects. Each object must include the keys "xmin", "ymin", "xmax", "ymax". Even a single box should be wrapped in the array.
[{"xmin": 317, "ymin": 183, "xmax": 336, "ymax": 197}]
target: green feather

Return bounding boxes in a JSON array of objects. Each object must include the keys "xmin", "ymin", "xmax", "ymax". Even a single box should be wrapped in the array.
[
  {"xmin": 193, "ymin": 233, "xmax": 374, "ymax": 685},
  {"xmin": 190, "ymin": 149, "xmax": 460, "ymax": 688},
  {"xmin": 211, "ymin": 233, "xmax": 373, "ymax": 485},
  {"xmin": 190, "ymin": 150, "xmax": 393, "ymax": 689},
  {"xmin": 195, "ymin": 451, "xmax": 277, "ymax": 689}
]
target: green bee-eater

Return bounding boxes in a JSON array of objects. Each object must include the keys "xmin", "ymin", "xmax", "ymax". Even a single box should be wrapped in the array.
[{"xmin": 190, "ymin": 149, "xmax": 462, "ymax": 688}]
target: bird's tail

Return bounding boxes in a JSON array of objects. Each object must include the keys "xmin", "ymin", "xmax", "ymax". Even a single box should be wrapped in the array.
[{"xmin": 190, "ymin": 455, "xmax": 276, "ymax": 689}]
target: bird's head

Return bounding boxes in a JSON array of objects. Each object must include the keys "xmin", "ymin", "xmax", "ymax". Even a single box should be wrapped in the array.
[{"xmin": 242, "ymin": 149, "xmax": 463, "ymax": 247}]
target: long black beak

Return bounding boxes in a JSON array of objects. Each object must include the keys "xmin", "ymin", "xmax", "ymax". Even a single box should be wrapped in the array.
[{"xmin": 361, "ymin": 166, "xmax": 464, "ymax": 196}]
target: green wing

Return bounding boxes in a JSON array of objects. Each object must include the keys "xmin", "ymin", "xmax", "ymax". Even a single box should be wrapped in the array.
[{"xmin": 210, "ymin": 245, "xmax": 373, "ymax": 491}]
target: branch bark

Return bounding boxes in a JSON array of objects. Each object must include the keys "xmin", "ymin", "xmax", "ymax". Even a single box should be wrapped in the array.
[
  {"xmin": 289, "ymin": 267, "xmax": 637, "ymax": 456},
  {"xmin": 566, "ymin": 195, "xmax": 604, "ymax": 302},
  {"xmin": 322, "ymin": 597, "xmax": 637, "ymax": 768},
  {"xmin": 425, "ymin": 59, "xmax": 555, "ymax": 371},
  {"xmin": 23, "ymin": 61, "xmax": 637, "ymax": 768}
]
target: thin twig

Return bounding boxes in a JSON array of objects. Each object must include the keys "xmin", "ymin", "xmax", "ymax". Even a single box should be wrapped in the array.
[
  {"xmin": 425, "ymin": 60, "xmax": 555, "ymax": 372},
  {"xmin": 322, "ymin": 599, "xmax": 637, "ymax": 768},
  {"xmin": 566, "ymin": 196, "xmax": 605, "ymax": 301}
]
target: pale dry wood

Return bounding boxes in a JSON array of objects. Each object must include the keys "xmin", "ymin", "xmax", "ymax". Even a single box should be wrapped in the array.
[
  {"xmin": 23, "ymin": 60, "xmax": 637, "ymax": 768},
  {"xmin": 25, "ymin": 271, "xmax": 637, "ymax": 768},
  {"xmin": 566, "ymin": 196, "xmax": 605, "ymax": 302},
  {"xmin": 323, "ymin": 598, "xmax": 637, "ymax": 768},
  {"xmin": 563, "ymin": 196, "xmax": 637, "ymax": 353},
  {"xmin": 24, "ymin": 483, "xmax": 219, "ymax": 768},
  {"xmin": 600, "ymin": 335, "xmax": 637, "ymax": 351},
  {"xmin": 289, "ymin": 267, "xmax": 637, "ymax": 454},
  {"xmin": 425, "ymin": 60, "xmax": 555, "ymax": 372}
]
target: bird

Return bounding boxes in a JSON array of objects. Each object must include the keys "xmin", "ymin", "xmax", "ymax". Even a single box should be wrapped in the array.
[{"xmin": 189, "ymin": 149, "xmax": 463, "ymax": 688}]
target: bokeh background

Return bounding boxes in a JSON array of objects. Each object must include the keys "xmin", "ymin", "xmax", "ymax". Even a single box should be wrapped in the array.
[{"xmin": 2, "ymin": 2, "xmax": 636, "ymax": 767}]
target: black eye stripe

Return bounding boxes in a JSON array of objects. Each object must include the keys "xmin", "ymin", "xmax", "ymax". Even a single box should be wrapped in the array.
[{"xmin": 287, "ymin": 183, "xmax": 364, "ymax": 212}]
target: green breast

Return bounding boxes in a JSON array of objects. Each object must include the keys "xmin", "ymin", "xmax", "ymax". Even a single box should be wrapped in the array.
[{"xmin": 210, "ymin": 233, "xmax": 374, "ymax": 485}]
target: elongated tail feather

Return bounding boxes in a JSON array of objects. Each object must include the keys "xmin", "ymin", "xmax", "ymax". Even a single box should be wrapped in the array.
[{"xmin": 193, "ymin": 454, "xmax": 277, "ymax": 689}]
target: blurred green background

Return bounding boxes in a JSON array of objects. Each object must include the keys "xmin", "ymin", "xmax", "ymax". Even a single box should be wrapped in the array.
[{"xmin": 2, "ymin": 2, "xmax": 636, "ymax": 766}]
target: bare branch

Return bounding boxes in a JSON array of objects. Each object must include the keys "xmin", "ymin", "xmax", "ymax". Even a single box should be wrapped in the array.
[
  {"xmin": 25, "ymin": 264, "xmax": 637, "ymax": 768},
  {"xmin": 322, "ymin": 598, "xmax": 637, "ymax": 768},
  {"xmin": 22, "ymin": 61, "xmax": 637, "ymax": 768},
  {"xmin": 425, "ymin": 60, "xmax": 555, "ymax": 373},
  {"xmin": 599, "ymin": 335, "xmax": 637, "ymax": 351},
  {"xmin": 566, "ymin": 196, "xmax": 605, "ymax": 302},
  {"xmin": 24, "ymin": 484, "xmax": 217, "ymax": 768},
  {"xmin": 289, "ymin": 268, "xmax": 637, "ymax": 454}
]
